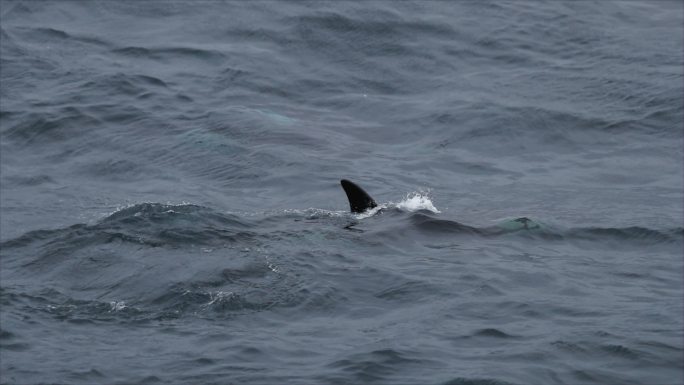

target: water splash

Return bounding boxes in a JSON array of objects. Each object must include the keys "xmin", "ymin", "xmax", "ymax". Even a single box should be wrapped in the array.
[
  {"xmin": 355, "ymin": 191, "xmax": 440, "ymax": 219},
  {"xmin": 395, "ymin": 191, "xmax": 440, "ymax": 213}
]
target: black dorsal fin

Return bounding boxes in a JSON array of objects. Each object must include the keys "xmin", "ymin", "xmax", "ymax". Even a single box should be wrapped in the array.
[{"xmin": 340, "ymin": 179, "xmax": 377, "ymax": 213}]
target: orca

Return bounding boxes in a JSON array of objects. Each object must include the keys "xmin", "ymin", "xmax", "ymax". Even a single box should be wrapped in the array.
[
  {"xmin": 339, "ymin": 179, "xmax": 545, "ymax": 233},
  {"xmin": 340, "ymin": 179, "xmax": 377, "ymax": 213}
]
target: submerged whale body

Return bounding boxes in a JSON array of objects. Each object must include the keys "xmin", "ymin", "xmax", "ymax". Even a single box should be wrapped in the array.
[{"xmin": 340, "ymin": 179, "xmax": 377, "ymax": 213}]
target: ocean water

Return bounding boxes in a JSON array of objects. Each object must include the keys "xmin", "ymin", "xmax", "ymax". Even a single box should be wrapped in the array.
[{"xmin": 1, "ymin": 1, "xmax": 682, "ymax": 384}]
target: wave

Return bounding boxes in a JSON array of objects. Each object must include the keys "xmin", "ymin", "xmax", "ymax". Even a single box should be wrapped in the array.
[
  {"xmin": 2, "ymin": 201, "xmax": 680, "ymax": 257},
  {"xmin": 1, "ymin": 200, "xmax": 677, "ymax": 325},
  {"xmin": 111, "ymin": 45, "xmax": 226, "ymax": 64},
  {"xmin": 0, "ymin": 203, "xmax": 346, "ymax": 321},
  {"xmin": 1, "ymin": 203, "xmax": 256, "ymax": 253},
  {"xmin": 3, "ymin": 108, "xmax": 101, "ymax": 146}
]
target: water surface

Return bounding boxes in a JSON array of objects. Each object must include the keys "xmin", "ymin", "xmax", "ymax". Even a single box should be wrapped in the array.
[{"xmin": 1, "ymin": 1, "xmax": 682, "ymax": 384}]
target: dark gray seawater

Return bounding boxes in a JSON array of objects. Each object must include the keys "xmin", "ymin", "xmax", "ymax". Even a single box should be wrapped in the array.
[{"xmin": 1, "ymin": 1, "xmax": 683, "ymax": 384}]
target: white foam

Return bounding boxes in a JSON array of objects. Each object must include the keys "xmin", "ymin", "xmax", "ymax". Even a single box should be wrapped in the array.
[
  {"xmin": 355, "ymin": 204, "xmax": 386, "ymax": 219},
  {"xmin": 355, "ymin": 190, "xmax": 440, "ymax": 219},
  {"xmin": 109, "ymin": 301, "xmax": 127, "ymax": 312},
  {"xmin": 395, "ymin": 191, "xmax": 441, "ymax": 213}
]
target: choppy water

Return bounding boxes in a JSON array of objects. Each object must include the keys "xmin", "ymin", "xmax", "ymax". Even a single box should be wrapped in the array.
[{"xmin": 1, "ymin": 1, "xmax": 682, "ymax": 384}]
